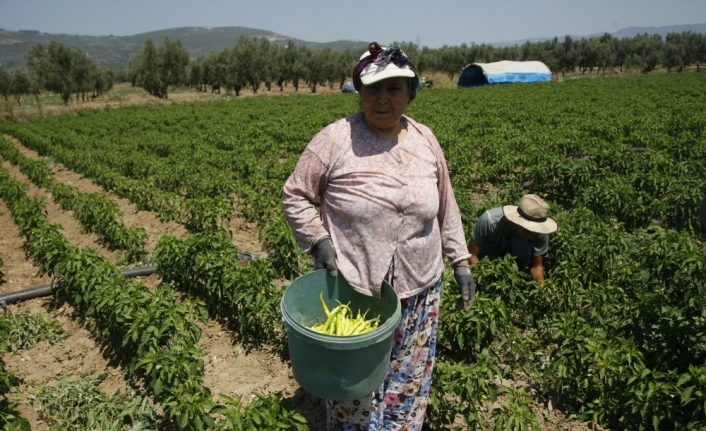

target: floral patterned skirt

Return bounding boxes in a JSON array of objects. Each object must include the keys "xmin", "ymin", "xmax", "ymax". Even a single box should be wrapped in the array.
[{"xmin": 326, "ymin": 272, "xmax": 441, "ymax": 431}]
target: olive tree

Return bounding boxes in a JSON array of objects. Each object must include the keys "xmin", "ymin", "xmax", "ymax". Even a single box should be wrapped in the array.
[
  {"xmin": 282, "ymin": 41, "xmax": 307, "ymax": 92},
  {"xmin": 333, "ymin": 49, "xmax": 356, "ymax": 90},
  {"xmin": 72, "ymin": 51, "xmax": 95, "ymax": 101},
  {"xmin": 689, "ymin": 32, "xmax": 706, "ymax": 71},
  {"xmin": 0, "ymin": 67, "xmax": 10, "ymax": 101},
  {"xmin": 257, "ymin": 38, "xmax": 276, "ymax": 91},
  {"xmin": 25, "ymin": 41, "xmax": 85, "ymax": 104},
  {"xmin": 159, "ymin": 37, "xmax": 190, "ymax": 95},
  {"xmin": 632, "ymin": 33, "xmax": 664, "ymax": 73},
  {"xmin": 92, "ymin": 67, "xmax": 114, "ymax": 98},
  {"xmin": 233, "ymin": 37, "xmax": 263, "ymax": 94},
  {"xmin": 131, "ymin": 39, "xmax": 162, "ymax": 97},
  {"xmin": 128, "ymin": 37, "xmax": 189, "ymax": 99},
  {"xmin": 10, "ymin": 69, "xmax": 31, "ymax": 105},
  {"xmin": 303, "ymin": 48, "xmax": 328, "ymax": 93},
  {"xmin": 437, "ymin": 45, "xmax": 467, "ymax": 81},
  {"xmin": 558, "ymin": 36, "xmax": 579, "ymax": 75}
]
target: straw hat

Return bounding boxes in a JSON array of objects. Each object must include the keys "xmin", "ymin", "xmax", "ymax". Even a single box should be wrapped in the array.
[{"xmin": 503, "ymin": 194, "xmax": 558, "ymax": 235}]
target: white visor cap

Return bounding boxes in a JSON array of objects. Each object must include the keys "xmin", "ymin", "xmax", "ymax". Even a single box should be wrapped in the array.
[{"xmin": 358, "ymin": 48, "xmax": 416, "ymax": 86}]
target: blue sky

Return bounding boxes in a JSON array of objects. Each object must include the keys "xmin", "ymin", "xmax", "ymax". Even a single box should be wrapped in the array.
[{"xmin": 0, "ymin": 0, "xmax": 704, "ymax": 48}]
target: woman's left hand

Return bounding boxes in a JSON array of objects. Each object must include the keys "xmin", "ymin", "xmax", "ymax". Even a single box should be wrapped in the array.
[{"xmin": 453, "ymin": 265, "xmax": 476, "ymax": 311}]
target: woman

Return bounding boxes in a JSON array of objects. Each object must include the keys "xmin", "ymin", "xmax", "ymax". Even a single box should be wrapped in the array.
[{"xmin": 282, "ymin": 42, "xmax": 475, "ymax": 431}]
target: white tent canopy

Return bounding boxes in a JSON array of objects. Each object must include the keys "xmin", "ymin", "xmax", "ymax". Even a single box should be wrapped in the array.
[{"xmin": 458, "ymin": 60, "xmax": 552, "ymax": 87}]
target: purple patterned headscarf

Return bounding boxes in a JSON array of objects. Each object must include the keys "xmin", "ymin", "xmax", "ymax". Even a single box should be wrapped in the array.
[{"xmin": 352, "ymin": 42, "xmax": 419, "ymax": 101}]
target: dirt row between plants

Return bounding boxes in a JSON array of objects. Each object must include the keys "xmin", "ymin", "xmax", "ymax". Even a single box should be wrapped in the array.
[{"xmin": 0, "ymin": 137, "xmax": 329, "ymax": 430}]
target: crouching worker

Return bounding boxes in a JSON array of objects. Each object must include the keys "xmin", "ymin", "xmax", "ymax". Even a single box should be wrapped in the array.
[{"xmin": 469, "ymin": 194, "xmax": 558, "ymax": 282}]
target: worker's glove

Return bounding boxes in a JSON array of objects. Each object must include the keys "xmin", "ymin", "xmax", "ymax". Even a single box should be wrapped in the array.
[
  {"xmin": 312, "ymin": 237, "xmax": 338, "ymax": 277},
  {"xmin": 454, "ymin": 264, "xmax": 476, "ymax": 311}
]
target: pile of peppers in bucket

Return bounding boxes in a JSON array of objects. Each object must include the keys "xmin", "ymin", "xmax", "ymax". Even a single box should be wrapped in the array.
[{"xmin": 308, "ymin": 292, "xmax": 381, "ymax": 336}]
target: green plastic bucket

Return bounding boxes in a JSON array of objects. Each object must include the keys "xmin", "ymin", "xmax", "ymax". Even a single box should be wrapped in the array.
[{"xmin": 281, "ymin": 270, "xmax": 401, "ymax": 400}]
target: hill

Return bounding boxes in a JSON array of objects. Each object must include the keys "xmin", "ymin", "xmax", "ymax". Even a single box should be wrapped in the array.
[
  {"xmin": 1, "ymin": 23, "xmax": 704, "ymax": 71},
  {"xmin": 493, "ymin": 23, "xmax": 706, "ymax": 47},
  {"xmin": 610, "ymin": 23, "xmax": 706, "ymax": 39},
  {"xmin": 0, "ymin": 26, "xmax": 369, "ymax": 71}
]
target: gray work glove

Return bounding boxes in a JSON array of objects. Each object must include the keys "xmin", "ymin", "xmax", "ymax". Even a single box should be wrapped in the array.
[
  {"xmin": 454, "ymin": 264, "xmax": 476, "ymax": 311},
  {"xmin": 312, "ymin": 237, "xmax": 338, "ymax": 277}
]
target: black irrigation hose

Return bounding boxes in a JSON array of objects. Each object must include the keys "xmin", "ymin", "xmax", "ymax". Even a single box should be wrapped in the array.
[
  {"xmin": 0, "ymin": 249, "xmax": 262, "ymax": 306},
  {"xmin": 0, "ymin": 265, "xmax": 158, "ymax": 306}
]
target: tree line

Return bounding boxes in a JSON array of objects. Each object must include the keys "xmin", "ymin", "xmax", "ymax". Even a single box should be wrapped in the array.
[
  {"xmin": 0, "ymin": 41, "xmax": 114, "ymax": 105},
  {"xmin": 1, "ymin": 30, "xmax": 705, "ymax": 104}
]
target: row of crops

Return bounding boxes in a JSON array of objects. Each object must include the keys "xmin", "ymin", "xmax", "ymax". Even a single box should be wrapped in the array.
[{"xmin": 1, "ymin": 72, "xmax": 705, "ymax": 430}]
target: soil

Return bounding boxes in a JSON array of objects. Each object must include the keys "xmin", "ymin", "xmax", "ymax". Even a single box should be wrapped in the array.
[{"xmin": 0, "ymin": 83, "xmax": 597, "ymax": 430}]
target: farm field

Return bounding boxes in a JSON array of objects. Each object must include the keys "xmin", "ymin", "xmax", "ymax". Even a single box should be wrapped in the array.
[{"xmin": 1, "ymin": 71, "xmax": 705, "ymax": 430}]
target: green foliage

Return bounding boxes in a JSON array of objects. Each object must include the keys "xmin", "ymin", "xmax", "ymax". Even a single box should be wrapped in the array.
[
  {"xmin": 260, "ymin": 213, "xmax": 307, "ymax": 279},
  {"xmin": 184, "ymin": 195, "xmax": 234, "ymax": 233},
  {"xmin": 0, "ymin": 318, "xmax": 13, "ymax": 389},
  {"xmin": 1, "ymin": 309, "xmax": 67, "ymax": 351},
  {"xmin": 161, "ymin": 383, "xmax": 217, "ymax": 431},
  {"xmin": 213, "ymin": 392, "xmax": 309, "ymax": 431},
  {"xmin": 28, "ymin": 372, "xmax": 156, "ymax": 431},
  {"xmin": 489, "ymin": 387, "xmax": 542, "ymax": 431},
  {"xmin": 0, "ymin": 135, "xmax": 147, "ymax": 262},
  {"xmin": 0, "ymin": 401, "xmax": 31, "ymax": 431},
  {"xmin": 154, "ymin": 232, "xmax": 284, "ymax": 346},
  {"xmin": 0, "ymin": 290, "xmax": 29, "ymax": 431},
  {"xmin": 428, "ymin": 351, "xmax": 502, "ymax": 430}
]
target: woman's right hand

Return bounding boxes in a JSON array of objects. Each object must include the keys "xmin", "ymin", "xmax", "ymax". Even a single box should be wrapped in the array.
[{"xmin": 312, "ymin": 237, "xmax": 338, "ymax": 277}]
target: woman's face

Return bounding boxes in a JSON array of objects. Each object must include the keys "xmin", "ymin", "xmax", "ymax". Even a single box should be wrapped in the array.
[{"xmin": 359, "ymin": 77, "xmax": 411, "ymax": 135}]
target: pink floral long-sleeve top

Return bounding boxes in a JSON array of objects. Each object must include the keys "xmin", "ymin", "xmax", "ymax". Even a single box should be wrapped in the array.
[{"xmin": 282, "ymin": 112, "xmax": 471, "ymax": 299}]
